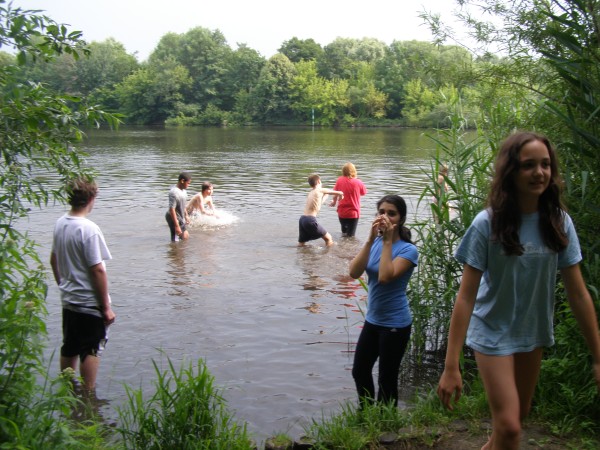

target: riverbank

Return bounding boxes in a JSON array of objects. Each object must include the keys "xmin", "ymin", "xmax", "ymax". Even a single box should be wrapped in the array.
[
  {"xmin": 265, "ymin": 419, "xmax": 599, "ymax": 449},
  {"xmin": 379, "ymin": 420, "xmax": 594, "ymax": 449}
]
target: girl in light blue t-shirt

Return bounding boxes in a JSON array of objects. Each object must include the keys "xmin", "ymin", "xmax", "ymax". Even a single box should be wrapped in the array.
[{"xmin": 437, "ymin": 132, "xmax": 600, "ymax": 450}]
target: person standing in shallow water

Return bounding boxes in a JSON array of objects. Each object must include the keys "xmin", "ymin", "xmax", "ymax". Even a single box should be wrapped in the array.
[
  {"xmin": 330, "ymin": 162, "xmax": 367, "ymax": 237},
  {"xmin": 165, "ymin": 172, "xmax": 191, "ymax": 242},
  {"xmin": 298, "ymin": 173, "xmax": 344, "ymax": 247},
  {"xmin": 349, "ymin": 194, "xmax": 418, "ymax": 407},
  {"xmin": 50, "ymin": 177, "xmax": 116, "ymax": 393},
  {"xmin": 437, "ymin": 131, "xmax": 600, "ymax": 450}
]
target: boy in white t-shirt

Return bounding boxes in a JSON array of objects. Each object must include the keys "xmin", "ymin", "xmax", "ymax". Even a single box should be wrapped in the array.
[{"xmin": 50, "ymin": 177, "xmax": 116, "ymax": 393}]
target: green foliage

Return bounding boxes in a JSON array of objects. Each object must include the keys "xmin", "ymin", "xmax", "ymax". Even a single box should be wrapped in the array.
[
  {"xmin": 289, "ymin": 59, "xmax": 350, "ymax": 126},
  {"xmin": 117, "ymin": 59, "xmax": 191, "ymax": 124},
  {"xmin": 221, "ymin": 44, "xmax": 264, "ymax": 111},
  {"xmin": 166, "ymin": 103, "xmax": 233, "ymax": 127},
  {"xmin": 117, "ymin": 357, "xmax": 254, "ymax": 450},
  {"xmin": 0, "ymin": 1, "xmax": 120, "ymax": 446},
  {"xmin": 303, "ymin": 386, "xmax": 489, "ymax": 450},
  {"xmin": 249, "ymin": 53, "xmax": 297, "ymax": 124},
  {"xmin": 537, "ymin": 303, "xmax": 600, "ymax": 434},
  {"xmin": 20, "ymin": 38, "xmax": 139, "ymax": 100},
  {"xmin": 6, "ymin": 2, "xmax": 500, "ymax": 126},
  {"xmin": 149, "ymin": 27, "xmax": 232, "ymax": 114},
  {"xmin": 410, "ymin": 103, "xmax": 494, "ymax": 360},
  {"xmin": 279, "ymin": 37, "xmax": 324, "ymax": 63},
  {"xmin": 402, "ymin": 78, "xmax": 438, "ymax": 126},
  {"xmin": 317, "ymin": 37, "xmax": 387, "ymax": 82}
]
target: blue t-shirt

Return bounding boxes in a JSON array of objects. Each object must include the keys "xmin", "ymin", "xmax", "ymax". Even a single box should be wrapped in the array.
[
  {"xmin": 365, "ymin": 237, "xmax": 419, "ymax": 328},
  {"xmin": 455, "ymin": 209, "xmax": 582, "ymax": 355}
]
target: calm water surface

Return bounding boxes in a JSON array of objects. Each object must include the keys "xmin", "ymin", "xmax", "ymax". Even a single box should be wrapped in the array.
[{"xmin": 26, "ymin": 126, "xmax": 438, "ymax": 443}]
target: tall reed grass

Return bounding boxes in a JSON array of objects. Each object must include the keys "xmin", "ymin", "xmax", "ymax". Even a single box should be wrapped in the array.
[
  {"xmin": 408, "ymin": 111, "xmax": 494, "ymax": 364},
  {"xmin": 117, "ymin": 356, "xmax": 254, "ymax": 450}
]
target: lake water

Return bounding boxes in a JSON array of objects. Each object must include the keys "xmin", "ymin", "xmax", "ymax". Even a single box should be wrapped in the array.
[{"xmin": 26, "ymin": 126, "xmax": 439, "ymax": 443}]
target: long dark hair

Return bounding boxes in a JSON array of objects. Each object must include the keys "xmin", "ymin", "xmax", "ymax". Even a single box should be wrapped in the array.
[
  {"xmin": 487, "ymin": 131, "xmax": 567, "ymax": 255},
  {"xmin": 377, "ymin": 194, "xmax": 413, "ymax": 243}
]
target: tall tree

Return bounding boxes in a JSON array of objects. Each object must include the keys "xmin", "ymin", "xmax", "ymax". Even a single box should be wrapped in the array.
[
  {"xmin": 279, "ymin": 37, "xmax": 324, "ymax": 63},
  {"xmin": 149, "ymin": 27, "xmax": 232, "ymax": 110},
  {"xmin": 73, "ymin": 38, "xmax": 138, "ymax": 95},
  {"xmin": 290, "ymin": 59, "xmax": 350, "ymax": 125},
  {"xmin": 117, "ymin": 57, "xmax": 191, "ymax": 124},
  {"xmin": 221, "ymin": 44, "xmax": 265, "ymax": 111},
  {"xmin": 346, "ymin": 62, "xmax": 387, "ymax": 119},
  {"xmin": 249, "ymin": 53, "xmax": 296, "ymax": 123},
  {"xmin": 318, "ymin": 37, "xmax": 386, "ymax": 80}
]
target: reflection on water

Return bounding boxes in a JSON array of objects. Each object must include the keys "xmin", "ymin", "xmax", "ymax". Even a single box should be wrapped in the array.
[{"xmin": 24, "ymin": 126, "xmax": 439, "ymax": 444}]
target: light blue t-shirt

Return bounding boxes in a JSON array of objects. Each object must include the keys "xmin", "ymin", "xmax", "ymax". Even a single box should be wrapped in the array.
[
  {"xmin": 365, "ymin": 237, "xmax": 419, "ymax": 328},
  {"xmin": 455, "ymin": 209, "xmax": 582, "ymax": 355}
]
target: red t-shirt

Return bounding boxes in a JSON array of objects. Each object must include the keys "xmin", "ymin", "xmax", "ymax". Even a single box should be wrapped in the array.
[{"xmin": 333, "ymin": 176, "xmax": 367, "ymax": 219}]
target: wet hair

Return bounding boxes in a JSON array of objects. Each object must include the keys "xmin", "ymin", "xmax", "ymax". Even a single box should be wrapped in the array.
[
  {"xmin": 487, "ymin": 131, "xmax": 567, "ymax": 255},
  {"xmin": 377, "ymin": 194, "xmax": 413, "ymax": 243},
  {"xmin": 201, "ymin": 181, "xmax": 213, "ymax": 192},
  {"xmin": 178, "ymin": 171, "xmax": 192, "ymax": 182},
  {"xmin": 342, "ymin": 162, "xmax": 357, "ymax": 178},
  {"xmin": 67, "ymin": 177, "xmax": 98, "ymax": 208},
  {"xmin": 307, "ymin": 174, "xmax": 321, "ymax": 187}
]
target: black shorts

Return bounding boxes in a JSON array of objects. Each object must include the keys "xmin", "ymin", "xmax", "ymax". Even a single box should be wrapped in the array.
[
  {"xmin": 61, "ymin": 308, "xmax": 108, "ymax": 363},
  {"xmin": 298, "ymin": 215, "xmax": 327, "ymax": 243}
]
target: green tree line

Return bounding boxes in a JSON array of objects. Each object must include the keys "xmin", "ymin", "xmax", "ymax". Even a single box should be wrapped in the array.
[{"xmin": 5, "ymin": 23, "xmax": 488, "ymax": 127}]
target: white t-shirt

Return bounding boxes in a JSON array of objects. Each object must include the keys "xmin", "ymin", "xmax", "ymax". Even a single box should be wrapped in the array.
[
  {"xmin": 455, "ymin": 209, "xmax": 582, "ymax": 355},
  {"xmin": 51, "ymin": 214, "xmax": 112, "ymax": 317}
]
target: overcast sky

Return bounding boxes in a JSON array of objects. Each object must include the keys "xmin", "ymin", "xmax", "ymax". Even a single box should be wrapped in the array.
[{"xmin": 11, "ymin": 0, "xmax": 464, "ymax": 61}]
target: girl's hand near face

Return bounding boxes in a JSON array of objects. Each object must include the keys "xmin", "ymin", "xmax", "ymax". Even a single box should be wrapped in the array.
[
  {"xmin": 376, "ymin": 214, "xmax": 396, "ymax": 241},
  {"xmin": 367, "ymin": 216, "xmax": 381, "ymax": 243}
]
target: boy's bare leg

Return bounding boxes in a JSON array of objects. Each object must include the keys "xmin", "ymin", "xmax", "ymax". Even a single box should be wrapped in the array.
[
  {"xmin": 61, "ymin": 355, "xmax": 78, "ymax": 372},
  {"xmin": 79, "ymin": 354, "xmax": 100, "ymax": 392},
  {"xmin": 323, "ymin": 233, "xmax": 334, "ymax": 246}
]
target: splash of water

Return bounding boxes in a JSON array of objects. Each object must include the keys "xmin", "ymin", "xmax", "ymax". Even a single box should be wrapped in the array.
[{"xmin": 189, "ymin": 210, "xmax": 240, "ymax": 230}]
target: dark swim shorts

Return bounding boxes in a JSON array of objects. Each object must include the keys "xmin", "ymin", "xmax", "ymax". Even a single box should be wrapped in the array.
[
  {"xmin": 61, "ymin": 308, "xmax": 108, "ymax": 363},
  {"xmin": 298, "ymin": 215, "xmax": 327, "ymax": 243}
]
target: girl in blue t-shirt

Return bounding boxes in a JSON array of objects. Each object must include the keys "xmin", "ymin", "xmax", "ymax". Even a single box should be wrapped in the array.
[
  {"xmin": 349, "ymin": 194, "xmax": 418, "ymax": 407},
  {"xmin": 437, "ymin": 132, "xmax": 600, "ymax": 450}
]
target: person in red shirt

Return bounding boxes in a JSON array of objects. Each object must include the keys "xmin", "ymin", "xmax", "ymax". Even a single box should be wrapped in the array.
[{"xmin": 330, "ymin": 162, "xmax": 368, "ymax": 237}]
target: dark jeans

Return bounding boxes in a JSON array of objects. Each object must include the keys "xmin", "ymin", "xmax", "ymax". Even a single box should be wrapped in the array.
[
  {"xmin": 165, "ymin": 212, "xmax": 186, "ymax": 241},
  {"xmin": 352, "ymin": 320, "xmax": 411, "ymax": 407},
  {"xmin": 339, "ymin": 217, "xmax": 359, "ymax": 237}
]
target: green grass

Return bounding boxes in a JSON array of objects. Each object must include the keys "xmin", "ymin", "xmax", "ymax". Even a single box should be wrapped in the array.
[{"xmin": 116, "ymin": 356, "xmax": 254, "ymax": 450}]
